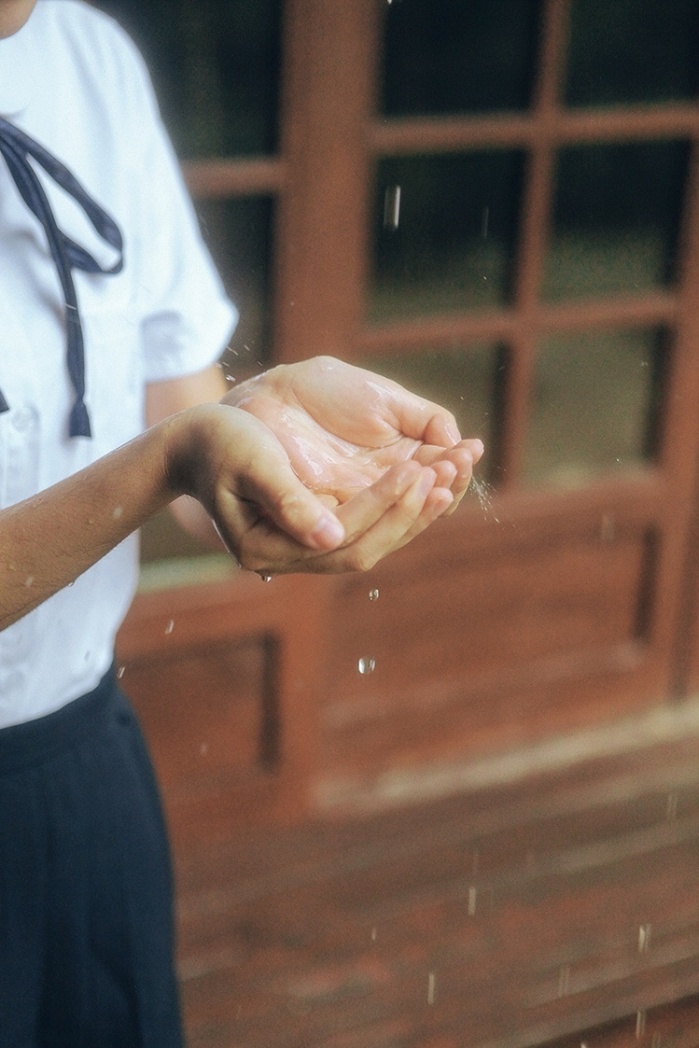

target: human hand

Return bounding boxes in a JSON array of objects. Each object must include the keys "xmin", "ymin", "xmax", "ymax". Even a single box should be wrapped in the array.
[
  {"xmin": 166, "ymin": 403, "xmax": 455, "ymax": 576},
  {"xmin": 223, "ymin": 356, "xmax": 484, "ymax": 515}
]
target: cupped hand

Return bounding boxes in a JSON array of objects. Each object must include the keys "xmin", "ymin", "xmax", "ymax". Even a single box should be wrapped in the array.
[
  {"xmin": 223, "ymin": 356, "xmax": 484, "ymax": 514},
  {"xmin": 167, "ymin": 403, "xmax": 455, "ymax": 576}
]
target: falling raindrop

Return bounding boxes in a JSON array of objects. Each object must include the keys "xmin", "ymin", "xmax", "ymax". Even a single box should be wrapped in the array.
[
  {"xmin": 116, "ymin": 665, "xmax": 125, "ymax": 679},
  {"xmin": 600, "ymin": 513, "xmax": 616, "ymax": 544},
  {"xmin": 358, "ymin": 656, "xmax": 376, "ymax": 675},
  {"xmin": 638, "ymin": 923, "xmax": 652, "ymax": 953},
  {"xmin": 383, "ymin": 185, "xmax": 401, "ymax": 231}
]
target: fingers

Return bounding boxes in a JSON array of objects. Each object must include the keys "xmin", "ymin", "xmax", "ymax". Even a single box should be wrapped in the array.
[
  {"xmin": 232, "ymin": 461, "xmax": 442, "ymax": 576},
  {"xmin": 194, "ymin": 406, "xmax": 348, "ymax": 553},
  {"xmin": 413, "ymin": 438, "xmax": 484, "ymax": 512}
]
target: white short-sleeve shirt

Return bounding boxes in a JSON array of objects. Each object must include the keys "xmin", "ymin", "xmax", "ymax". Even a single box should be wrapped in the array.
[{"xmin": 0, "ymin": 0, "xmax": 239, "ymax": 726}]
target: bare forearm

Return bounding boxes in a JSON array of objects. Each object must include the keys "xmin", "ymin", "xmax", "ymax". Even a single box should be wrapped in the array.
[{"xmin": 0, "ymin": 416, "xmax": 179, "ymax": 630}]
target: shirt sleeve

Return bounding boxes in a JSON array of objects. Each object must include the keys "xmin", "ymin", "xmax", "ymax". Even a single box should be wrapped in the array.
[{"xmin": 104, "ymin": 18, "xmax": 239, "ymax": 383}]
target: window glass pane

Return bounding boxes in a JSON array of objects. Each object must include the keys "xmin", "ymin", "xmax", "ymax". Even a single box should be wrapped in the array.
[
  {"xmin": 543, "ymin": 142, "xmax": 688, "ymax": 301},
  {"xmin": 196, "ymin": 197, "xmax": 275, "ymax": 375},
  {"xmin": 94, "ymin": 0, "xmax": 282, "ymax": 157},
  {"xmin": 381, "ymin": 0, "xmax": 540, "ymax": 116},
  {"xmin": 358, "ymin": 344, "xmax": 500, "ymax": 486},
  {"xmin": 523, "ymin": 327, "xmax": 665, "ymax": 488},
  {"xmin": 566, "ymin": 0, "xmax": 699, "ymax": 107},
  {"xmin": 370, "ymin": 153, "xmax": 524, "ymax": 322}
]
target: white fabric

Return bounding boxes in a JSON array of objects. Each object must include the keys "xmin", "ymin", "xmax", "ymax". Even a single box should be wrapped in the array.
[{"xmin": 0, "ymin": 0, "xmax": 238, "ymax": 726}]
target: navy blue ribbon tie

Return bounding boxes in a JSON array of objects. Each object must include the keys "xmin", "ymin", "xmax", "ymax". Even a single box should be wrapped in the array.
[{"xmin": 0, "ymin": 116, "xmax": 124, "ymax": 437}]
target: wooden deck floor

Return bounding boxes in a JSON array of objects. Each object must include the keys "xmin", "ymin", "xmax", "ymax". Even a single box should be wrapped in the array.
[{"xmin": 172, "ymin": 725, "xmax": 699, "ymax": 1048}]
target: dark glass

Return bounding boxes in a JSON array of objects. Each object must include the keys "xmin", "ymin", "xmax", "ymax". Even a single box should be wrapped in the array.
[
  {"xmin": 523, "ymin": 327, "xmax": 665, "ymax": 488},
  {"xmin": 566, "ymin": 0, "xmax": 699, "ymax": 107},
  {"xmin": 381, "ymin": 0, "xmax": 540, "ymax": 116},
  {"xmin": 93, "ymin": 0, "xmax": 282, "ymax": 157},
  {"xmin": 370, "ymin": 153, "xmax": 524, "ymax": 321},
  {"xmin": 359, "ymin": 343, "xmax": 500, "ymax": 483},
  {"xmin": 195, "ymin": 197, "xmax": 275, "ymax": 375},
  {"xmin": 543, "ymin": 141, "xmax": 689, "ymax": 301}
]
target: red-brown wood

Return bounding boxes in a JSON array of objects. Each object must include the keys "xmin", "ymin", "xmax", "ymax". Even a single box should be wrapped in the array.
[
  {"xmin": 116, "ymin": 572, "xmax": 330, "ymax": 839},
  {"xmin": 168, "ymin": 727, "xmax": 699, "ymax": 1048}
]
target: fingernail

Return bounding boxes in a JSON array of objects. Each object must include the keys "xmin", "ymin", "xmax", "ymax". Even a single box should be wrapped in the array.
[{"xmin": 311, "ymin": 512, "xmax": 345, "ymax": 549}]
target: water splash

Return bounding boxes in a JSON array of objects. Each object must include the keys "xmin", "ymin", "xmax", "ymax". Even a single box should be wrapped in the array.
[{"xmin": 470, "ymin": 475, "xmax": 499, "ymax": 522}]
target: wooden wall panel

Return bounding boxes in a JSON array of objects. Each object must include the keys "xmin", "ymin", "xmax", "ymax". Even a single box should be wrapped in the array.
[
  {"xmin": 116, "ymin": 573, "xmax": 330, "ymax": 845},
  {"xmin": 318, "ymin": 520, "xmax": 661, "ymax": 802}
]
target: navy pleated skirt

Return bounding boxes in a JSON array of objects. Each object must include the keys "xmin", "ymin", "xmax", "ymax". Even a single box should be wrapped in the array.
[{"xmin": 0, "ymin": 669, "xmax": 183, "ymax": 1048}]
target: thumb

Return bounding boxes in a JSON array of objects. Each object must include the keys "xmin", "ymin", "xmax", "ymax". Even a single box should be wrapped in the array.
[{"xmin": 239, "ymin": 454, "xmax": 346, "ymax": 551}]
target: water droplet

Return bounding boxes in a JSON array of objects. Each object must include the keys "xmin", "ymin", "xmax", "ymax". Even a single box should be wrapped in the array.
[
  {"xmin": 260, "ymin": 573, "xmax": 273, "ymax": 583},
  {"xmin": 358, "ymin": 656, "xmax": 376, "ymax": 675},
  {"xmin": 638, "ymin": 923, "xmax": 652, "ymax": 953},
  {"xmin": 427, "ymin": 972, "xmax": 436, "ymax": 1005},
  {"xmin": 636, "ymin": 1011, "xmax": 646, "ymax": 1039},
  {"xmin": 383, "ymin": 185, "xmax": 401, "ymax": 231},
  {"xmin": 470, "ymin": 476, "xmax": 500, "ymax": 522},
  {"xmin": 600, "ymin": 512, "xmax": 616, "ymax": 543},
  {"xmin": 112, "ymin": 505, "xmax": 123, "ymax": 520},
  {"xmin": 467, "ymin": 886, "xmax": 477, "ymax": 915},
  {"xmin": 24, "ymin": 575, "xmax": 34, "ymax": 588},
  {"xmin": 369, "ymin": 588, "xmax": 380, "ymax": 601},
  {"xmin": 116, "ymin": 665, "xmax": 125, "ymax": 679},
  {"xmin": 371, "ymin": 927, "xmax": 377, "ymax": 941},
  {"xmin": 165, "ymin": 619, "xmax": 175, "ymax": 635},
  {"xmin": 667, "ymin": 791, "xmax": 679, "ymax": 820},
  {"xmin": 557, "ymin": 965, "xmax": 571, "ymax": 997}
]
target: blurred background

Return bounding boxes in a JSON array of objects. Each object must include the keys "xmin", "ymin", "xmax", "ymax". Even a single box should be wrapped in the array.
[{"xmin": 95, "ymin": 0, "xmax": 699, "ymax": 1044}]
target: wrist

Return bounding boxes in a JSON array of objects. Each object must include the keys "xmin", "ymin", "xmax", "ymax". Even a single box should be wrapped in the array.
[{"xmin": 161, "ymin": 404, "xmax": 214, "ymax": 501}]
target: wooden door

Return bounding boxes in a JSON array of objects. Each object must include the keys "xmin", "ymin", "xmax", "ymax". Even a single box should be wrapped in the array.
[{"xmin": 106, "ymin": 0, "xmax": 699, "ymax": 828}]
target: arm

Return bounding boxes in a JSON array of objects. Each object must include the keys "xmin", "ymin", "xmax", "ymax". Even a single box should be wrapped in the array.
[{"xmin": 0, "ymin": 396, "xmax": 447, "ymax": 630}]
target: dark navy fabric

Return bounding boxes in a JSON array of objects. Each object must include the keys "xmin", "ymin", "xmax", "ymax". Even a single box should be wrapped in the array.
[{"xmin": 0, "ymin": 669, "xmax": 183, "ymax": 1048}]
